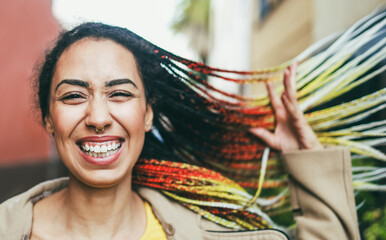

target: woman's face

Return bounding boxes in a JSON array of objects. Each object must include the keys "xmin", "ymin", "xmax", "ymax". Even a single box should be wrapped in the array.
[{"xmin": 45, "ymin": 38, "xmax": 153, "ymax": 188}]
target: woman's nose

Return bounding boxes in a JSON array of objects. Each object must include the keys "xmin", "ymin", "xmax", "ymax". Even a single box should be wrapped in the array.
[{"xmin": 85, "ymin": 98, "xmax": 112, "ymax": 132}]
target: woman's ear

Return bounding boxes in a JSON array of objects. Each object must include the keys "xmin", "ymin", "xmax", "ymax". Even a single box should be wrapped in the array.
[
  {"xmin": 45, "ymin": 115, "xmax": 54, "ymax": 134},
  {"xmin": 144, "ymin": 104, "xmax": 153, "ymax": 132}
]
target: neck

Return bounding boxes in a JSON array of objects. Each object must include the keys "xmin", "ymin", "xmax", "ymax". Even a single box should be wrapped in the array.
[{"xmin": 56, "ymin": 174, "xmax": 146, "ymax": 239}]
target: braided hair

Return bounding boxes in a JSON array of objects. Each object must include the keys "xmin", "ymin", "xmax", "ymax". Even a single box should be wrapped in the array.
[{"xmin": 35, "ymin": 14, "xmax": 386, "ymax": 230}]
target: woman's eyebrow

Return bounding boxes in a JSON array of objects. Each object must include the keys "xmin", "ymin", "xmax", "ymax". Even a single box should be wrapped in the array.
[
  {"xmin": 105, "ymin": 78, "xmax": 138, "ymax": 88},
  {"xmin": 55, "ymin": 79, "xmax": 89, "ymax": 91}
]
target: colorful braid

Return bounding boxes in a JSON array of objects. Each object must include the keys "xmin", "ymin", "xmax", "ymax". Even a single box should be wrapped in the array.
[{"xmin": 134, "ymin": 9, "xmax": 386, "ymax": 230}]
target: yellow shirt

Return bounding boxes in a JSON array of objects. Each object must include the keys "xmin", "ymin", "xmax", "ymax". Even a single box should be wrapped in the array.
[{"xmin": 140, "ymin": 202, "xmax": 168, "ymax": 240}]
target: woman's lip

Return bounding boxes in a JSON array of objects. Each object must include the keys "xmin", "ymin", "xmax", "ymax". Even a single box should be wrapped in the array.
[
  {"xmin": 77, "ymin": 135, "xmax": 124, "ymax": 143},
  {"xmin": 77, "ymin": 136, "xmax": 124, "ymax": 166},
  {"xmin": 78, "ymin": 143, "xmax": 123, "ymax": 166}
]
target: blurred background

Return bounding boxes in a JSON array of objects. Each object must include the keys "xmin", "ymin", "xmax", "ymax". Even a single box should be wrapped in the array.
[{"xmin": 0, "ymin": 0, "xmax": 384, "ymax": 238}]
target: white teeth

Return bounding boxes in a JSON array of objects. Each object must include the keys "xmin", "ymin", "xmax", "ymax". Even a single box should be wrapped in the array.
[
  {"xmin": 94, "ymin": 145, "xmax": 101, "ymax": 153},
  {"xmin": 101, "ymin": 145, "xmax": 107, "ymax": 153},
  {"xmin": 81, "ymin": 141, "xmax": 121, "ymax": 158}
]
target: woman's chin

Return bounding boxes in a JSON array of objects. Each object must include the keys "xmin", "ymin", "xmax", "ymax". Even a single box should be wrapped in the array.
[{"xmin": 71, "ymin": 170, "xmax": 132, "ymax": 189}]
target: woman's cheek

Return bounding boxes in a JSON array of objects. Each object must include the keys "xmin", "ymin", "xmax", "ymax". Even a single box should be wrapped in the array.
[
  {"xmin": 51, "ymin": 104, "xmax": 87, "ymax": 135},
  {"xmin": 110, "ymin": 101, "xmax": 148, "ymax": 130}
]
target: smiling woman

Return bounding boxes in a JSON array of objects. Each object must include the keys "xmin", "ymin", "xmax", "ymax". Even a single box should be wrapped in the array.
[
  {"xmin": 31, "ymin": 38, "xmax": 155, "ymax": 239},
  {"xmin": 45, "ymin": 39, "xmax": 153, "ymax": 189},
  {"xmin": 0, "ymin": 22, "xmax": 364, "ymax": 240}
]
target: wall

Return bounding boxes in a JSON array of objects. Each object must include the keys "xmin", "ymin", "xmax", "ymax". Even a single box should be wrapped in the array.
[
  {"xmin": 251, "ymin": 0, "xmax": 312, "ymax": 68},
  {"xmin": 313, "ymin": 0, "xmax": 385, "ymax": 41},
  {"xmin": 250, "ymin": 0, "xmax": 385, "ymax": 68},
  {"xmin": 0, "ymin": 0, "xmax": 60, "ymax": 165}
]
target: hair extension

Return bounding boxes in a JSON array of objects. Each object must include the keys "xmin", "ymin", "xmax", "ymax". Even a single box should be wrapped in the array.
[{"xmin": 138, "ymin": 9, "xmax": 386, "ymax": 229}]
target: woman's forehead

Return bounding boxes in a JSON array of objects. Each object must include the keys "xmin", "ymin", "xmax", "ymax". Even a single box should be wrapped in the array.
[
  {"xmin": 59, "ymin": 38, "xmax": 136, "ymax": 66},
  {"xmin": 53, "ymin": 38, "xmax": 143, "ymax": 88}
]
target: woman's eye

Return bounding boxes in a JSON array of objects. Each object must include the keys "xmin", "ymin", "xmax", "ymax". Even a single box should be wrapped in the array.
[
  {"xmin": 59, "ymin": 93, "xmax": 86, "ymax": 104},
  {"xmin": 109, "ymin": 91, "xmax": 133, "ymax": 101}
]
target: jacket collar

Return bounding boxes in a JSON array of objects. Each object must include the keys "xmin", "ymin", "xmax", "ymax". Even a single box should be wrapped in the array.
[
  {"xmin": 0, "ymin": 177, "xmax": 69, "ymax": 240},
  {"xmin": 0, "ymin": 177, "xmax": 216, "ymax": 240},
  {"xmin": 0, "ymin": 178, "xmax": 289, "ymax": 240}
]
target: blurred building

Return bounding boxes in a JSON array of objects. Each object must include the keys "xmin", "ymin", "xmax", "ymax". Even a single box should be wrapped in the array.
[
  {"xmin": 0, "ymin": 0, "xmax": 60, "ymax": 166},
  {"xmin": 208, "ymin": 0, "xmax": 385, "ymax": 95},
  {"xmin": 0, "ymin": 0, "xmax": 62, "ymax": 202},
  {"xmin": 251, "ymin": 0, "xmax": 385, "ymax": 68}
]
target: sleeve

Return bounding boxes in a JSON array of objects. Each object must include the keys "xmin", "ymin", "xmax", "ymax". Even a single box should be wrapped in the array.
[{"xmin": 281, "ymin": 147, "xmax": 360, "ymax": 240}]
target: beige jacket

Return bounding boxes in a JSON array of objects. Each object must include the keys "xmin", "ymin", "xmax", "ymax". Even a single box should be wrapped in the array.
[{"xmin": 0, "ymin": 147, "xmax": 360, "ymax": 240}]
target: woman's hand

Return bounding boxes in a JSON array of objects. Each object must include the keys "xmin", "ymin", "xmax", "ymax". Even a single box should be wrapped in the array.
[{"xmin": 250, "ymin": 63, "xmax": 323, "ymax": 151}]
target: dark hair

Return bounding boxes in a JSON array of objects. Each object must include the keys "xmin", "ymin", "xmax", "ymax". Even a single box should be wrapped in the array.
[
  {"xmin": 35, "ymin": 22, "xmax": 277, "ymax": 228},
  {"xmin": 37, "ymin": 22, "xmax": 163, "ymax": 125},
  {"xmin": 36, "ymin": 21, "xmax": 272, "ymax": 162},
  {"xmin": 36, "ymin": 22, "xmax": 191, "ymax": 161}
]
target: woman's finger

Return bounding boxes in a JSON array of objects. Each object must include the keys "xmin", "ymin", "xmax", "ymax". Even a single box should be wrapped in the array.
[
  {"xmin": 283, "ymin": 64, "xmax": 297, "ymax": 103},
  {"xmin": 266, "ymin": 82, "xmax": 283, "ymax": 114},
  {"xmin": 282, "ymin": 92, "xmax": 304, "ymax": 122},
  {"xmin": 249, "ymin": 128, "xmax": 279, "ymax": 150}
]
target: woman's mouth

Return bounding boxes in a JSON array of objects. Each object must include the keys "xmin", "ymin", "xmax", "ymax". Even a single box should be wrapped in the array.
[
  {"xmin": 80, "ymin": 140, "xmax": 121, "ymax": 158},
  {"xmin": 76, "ymin": 137, "xmax": 124, "ymax": 165}
]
